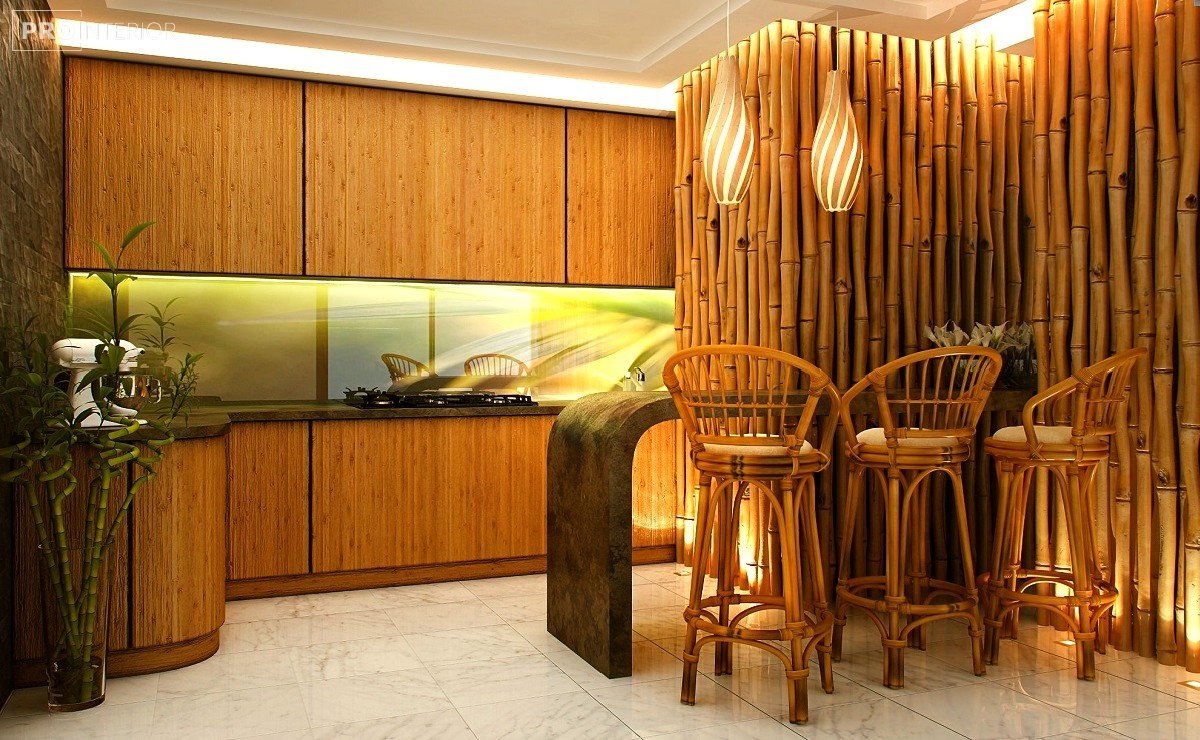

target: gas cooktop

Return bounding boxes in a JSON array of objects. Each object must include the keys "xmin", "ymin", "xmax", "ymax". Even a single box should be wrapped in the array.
[{"xmin": 342, "ymin": 388, "xmax": 537, "ymax": 409}]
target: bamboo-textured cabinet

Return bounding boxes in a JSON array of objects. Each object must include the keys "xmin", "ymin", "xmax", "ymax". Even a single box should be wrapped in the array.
[
  {"xmin": 566, "ymin": 110, "xmax": 675, "ymax": 287},
  {"xmin": 226, "ymin": 422, "xmax": 310, "ymax": 581},
  {"xmin": 305, "ymin": 84, "xmax": 565, "ymax": 282},
  {"xmin": 311, "ymin": 416, "xmax": 555, "ymax": 572},
  {"xmin": 65, "ymin": 59, "xmax": 303, "ymax": 274}
]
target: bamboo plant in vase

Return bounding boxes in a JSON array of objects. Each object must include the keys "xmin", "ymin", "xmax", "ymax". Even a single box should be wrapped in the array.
[{"xmin": 0, "ymin": 222, "xmax": 200, "ymax": 711}]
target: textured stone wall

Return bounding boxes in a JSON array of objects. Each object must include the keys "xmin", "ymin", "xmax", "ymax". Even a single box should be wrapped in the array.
[{"xmin": 0, "ymin": 0, "xmax": 64, "ymax": 702}]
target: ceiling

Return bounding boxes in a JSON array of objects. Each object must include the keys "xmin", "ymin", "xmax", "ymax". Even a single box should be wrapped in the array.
[{"xmin": 52, "ymin": 0, "xmax": 1027, "ymax": 88}]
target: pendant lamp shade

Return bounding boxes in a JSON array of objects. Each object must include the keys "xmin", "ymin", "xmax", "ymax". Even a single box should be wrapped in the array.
[
  {"xmin": 812, "ymin": 69, "xmax": 864, "ymax": 212},
  {"xmin": 702, "ymin": 56, "xmax": 756, "ymax": 206}
]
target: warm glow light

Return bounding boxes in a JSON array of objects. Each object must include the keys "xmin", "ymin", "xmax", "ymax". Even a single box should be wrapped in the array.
[
  {"xmin": 1057, "ymin": 639, "xmax": 1076, "ymax": 647},
  {"xmin": 53, "ymin": 19, "xmax": 676, "ymax": 114},
  {"xmin": 958, "ymin": 0, "xmax": 1035, "ymax": 52},
  {"xmin": 702, "ymin": 55, "xmax": 756, "ymax": 205},
  {"xmin": 1180, "ymin": 680, "xmax": 1200, "ymax": 691},
  {"xmin": 812, "ymin": 69, "xmax": 863, "ymax": 212}
]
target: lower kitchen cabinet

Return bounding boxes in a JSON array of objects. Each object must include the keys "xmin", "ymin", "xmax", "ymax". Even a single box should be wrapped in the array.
[
  {"xmin": 311, "ymin": 416, "xmax": 555, "ymax": 572},
  {"xmin": 227, "ymin": 422, "xmax": 311, "ymax": 580}
]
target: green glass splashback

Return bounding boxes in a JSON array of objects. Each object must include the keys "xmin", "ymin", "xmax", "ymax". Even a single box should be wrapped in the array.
[{"xmin": 68, "ymin": 273, "xmax": 675, "ymax": 402}]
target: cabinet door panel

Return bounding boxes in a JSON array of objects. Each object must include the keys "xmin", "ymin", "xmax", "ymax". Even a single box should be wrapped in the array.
[
  {"xmin": 66, "ymin": 59, "xmax": 302, "ymax": 274},
  {"xmin": 567, "ymin": 110, "xmax": 675, "ymax": 286},
  {"xmin": 311, "ymin": 417, "xmax": 553, "ymax": 572},
  {"xmin": 632, "ymin": 420, "xmax": 680, "ymax": 550},
  {"xmin": 306, "ymin": 84, "xmax": 565, "ymax": 282},
  {"xmin": 227, "ymin": 422, "xmax": 310, "ymax": 580}
]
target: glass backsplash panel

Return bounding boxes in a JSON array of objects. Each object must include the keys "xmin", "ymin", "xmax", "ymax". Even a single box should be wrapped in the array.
[{"xmin": 68, "ymin": 273, "xmax": 675, "ymax": 402}]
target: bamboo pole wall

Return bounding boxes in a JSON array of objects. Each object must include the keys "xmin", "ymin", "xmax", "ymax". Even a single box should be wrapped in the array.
[
  {"xmin": 675, "ymin": 21, "xmax": 1032, "ymax": 592},
  {"xmin": 676, "ymin": 8, "xmax": 1200, "ymax": 671}
]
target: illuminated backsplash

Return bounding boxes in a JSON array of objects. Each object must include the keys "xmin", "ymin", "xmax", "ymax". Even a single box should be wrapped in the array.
[{"xmin": 68, "ymin": 273, "xmax": 675, "ymax": 402}]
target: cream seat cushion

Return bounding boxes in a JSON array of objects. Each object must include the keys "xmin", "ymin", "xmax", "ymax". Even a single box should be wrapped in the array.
[
  {"xmin": 702, "ymin": 440, "xmax": 814, "ymax": 456},
  {"xmin": 855, "ymin": 427, "xmax": 959, "ymax": 447},
  {"xmin": 990, "ymin": 425, "xmax": 1094, "ymax": 445}
]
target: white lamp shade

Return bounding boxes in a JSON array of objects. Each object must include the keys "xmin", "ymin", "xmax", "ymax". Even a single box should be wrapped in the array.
[
  {"xmin": 702, "ymin": 56, "xmax": 756, "ymax": 206},
  {"xmin": 812, "ymin": 69, "xmax": 864, "ymax": 212}
]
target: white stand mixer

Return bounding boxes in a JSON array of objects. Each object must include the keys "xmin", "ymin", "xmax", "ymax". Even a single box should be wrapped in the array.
[{"xmin": 50, "ymin": 339, "xmax": 145, "ymax": 429}]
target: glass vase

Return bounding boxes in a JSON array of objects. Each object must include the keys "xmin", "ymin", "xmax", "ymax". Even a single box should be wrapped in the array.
[{"xmin": 37, "ymin": 544, "xmax": 115, "ymax": 711}]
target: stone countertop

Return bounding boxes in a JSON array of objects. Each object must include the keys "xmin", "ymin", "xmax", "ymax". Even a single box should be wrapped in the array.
[{"xmin": 138, "ymin": 398, "xmax": 573, "ymax": 440}]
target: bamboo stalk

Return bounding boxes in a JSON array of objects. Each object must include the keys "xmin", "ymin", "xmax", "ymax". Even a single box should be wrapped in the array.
[
  {"xmin": 1152, "ymin": 0, "xmax": 1181, "ymax": 666},
  {"xmin": 1068, "ymin": 0, "xmax": 1091, "ymax": 372},
  {"xmin": 1005, "ymin": 54, "xmax": 1023, "ymax": 325},
  {"xmin": 886, "ymin": 35, "xmax": 902, "ymax": 361},
  {"xmin": 868, "ymin": 33, "xmax": 886, "ymax": 373},
  {"xmin": 780, "ymin": 21, "xmax": 800, "ymax": 356},
  {"xmin": 1177, "ymin": 0, "xmax": 1200, "ymax": 672},
  {"xmin": 949, "ymin": 34, "xmax": 965, "ymax": 324},
  {"xmin": 933, "ymin": 37, "xmax": 949, "ymax": 325},
  {"xmin": 918, "ymin": 39, "xmax": 934, "ymax": 342},
  {"xmin": 851, "ymin": 29, "xmax": 870, "ymax": 381},
  {"xmin": 990, "ymin": 51, "xmax": 1010, "ymax": 325},
  {"xmin": 976, "ymin": 35, "xmax": 996, "ymax": 324},
  {"xmin": 900, "ymin": 37, "xmax": 919, "ymax": 354},
  {"xmin": 961, "ymin": 32, "xmax": 980, "ymax": 327}
]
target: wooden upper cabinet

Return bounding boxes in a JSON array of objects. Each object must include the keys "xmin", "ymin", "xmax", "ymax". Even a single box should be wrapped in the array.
[
  {"xmin": 566, "ymin": 110, "xmax": 675, "ymax": 287},
  {"xmin": 65, "ymin": 59, "xmax": 302, "ymax": 274},
  {"xmin": 305, "ymin": 84, "xmax": 565, "ymax": 282}
]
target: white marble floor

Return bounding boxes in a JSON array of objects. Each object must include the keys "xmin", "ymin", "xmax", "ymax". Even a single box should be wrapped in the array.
[{"xmin": 3, "ymin": 563, "xmax": 1199, "ymax": 739}]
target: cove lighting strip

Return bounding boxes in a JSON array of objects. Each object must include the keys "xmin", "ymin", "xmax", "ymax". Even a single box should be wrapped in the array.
[
  {"xmin": 54, "ymin": 19, "xmax": 677, "ymax": 114},
  {"xmin": 959, "ymin": 0, "xmax": 1034, "ymax": 52}
]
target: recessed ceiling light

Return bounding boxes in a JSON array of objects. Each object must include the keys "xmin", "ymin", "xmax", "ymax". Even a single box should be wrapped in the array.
[
  {"xmin": 54, "ymin": 19, "xmax": 676, "ymax": 114},
  {"xmin": 958, "ymin": 0, "xmax": 1034, "ymax": 53}
]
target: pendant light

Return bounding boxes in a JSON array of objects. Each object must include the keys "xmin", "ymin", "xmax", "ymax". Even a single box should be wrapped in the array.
[
  {"xmin": 701, "ymin": 0, "xmax": 755, "ymax": 206},
  {"xmin": 812, "ymin": 29, "xmax": 864, "ymax": 212}
]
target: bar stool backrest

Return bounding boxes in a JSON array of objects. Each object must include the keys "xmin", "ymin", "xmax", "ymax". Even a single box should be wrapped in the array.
[
  {"xmin": 1023, "ymin": 347, "xmax": 1146, "ymax": 441},
  {"xmin": 464, "ymin": 353, "xmax": 530, "ymax": 377},
  {"xmin": 857, "ymin": 346, "xmax": 1002, "ymax": 442},
  {"xmin": 381, "ymin": 353, "xmax": 435, "ymax": 381},
  {"xmin": 663, "ymin": 345, "xmax": 839, "ymax": 456}
]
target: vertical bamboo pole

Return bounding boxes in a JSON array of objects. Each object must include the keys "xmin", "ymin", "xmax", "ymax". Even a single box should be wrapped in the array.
[
  {"xmin": 976, "ymin": 35, "xmax": 996, "ymax": 325},
  {"xmin": 1131, "ymin": 0, "xmax": 1158, "ymax": 656},
  {"xmin": 780, "ymin": 21, "xmax": 801, "ymax": 357},
  {"xmin": 1021, "ymin": 56, "xmax": 1037, "ymax": 323},
  {"xmin": 744, "ymin": 34, "xmax": 762, "ymax": 349},
  {"xmin": 949, "ymin": 34, "xmax": 965, "ymax": 324},
  {"xmin": 1005, "ymin": 54, "xmax": 1023, "ymax": 324},
  {"xmin": 885, "ymin": 35, "xmax": 903, "ymax": 361},
  {"xmin": 961, "ymin": 33, "xmax": 980, "ymax": 327},
  {"xmin": 868, "ymin": 33, "xmax": 886, "ymax": 373},
  {"xmin": 676, "ymin": 74, "xmax": 692, "ymax": 350},
  {"xmin": 767, "ymin": 23, "xmax": 784, "ymax": 352},
  {"xmin": 851, "ymin": 30, "xmax": 870, "ymax": 382},
  {"xmin": 1153, "ymin": 0, "xmax": 1181, "ymax": 666},
  {"xmin": 814, "ymin": 21, "xmax": 836, "ymax": 596},
  {"xmin": 918, "ymin": 39, "xmax": 935, "ymax": 341},
  {"xmin": 1177, "ymin": 0, "xmax": 1200, "ymax": 673},
  {"xmin": 991, "ymin": 51, "xmax": 1010, "ymax": 325},
  {"xmin": 901, "ymin": 37, "xmax": 919, "ymax": 354},
  {"xmin": 1068, "ymin": 0, "xmax": 1091, "ymax": 372},
  {"xmin": 933, "ymin": 38, "xmax": 950, "ymax": 325}
]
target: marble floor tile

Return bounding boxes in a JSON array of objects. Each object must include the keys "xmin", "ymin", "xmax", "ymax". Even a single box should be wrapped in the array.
[
  {"xmin": 383, "ymin": 600, "xmax": 504, "ymax": 634},
  {"xmin": 894, "ymin": 682, "xmax": 1094, "ymax": 739},
  {"xmin": 365, "ymin": 581, "xmax": 478, "ymax": 608},
  {"xmin": 461, "ymin": 574, "xmax": 547, "ymax": 600},
  {"xmin": 710, "ymin": 663, "xmax": 882, "ymax": 721},
  {"xmin": 547, "ymin": 639, "xmax": 683, "ymax": 688},
  {"xmin": 922, "ymin": 635, "xmax": 1074, "ymax": 680},
  {"xmin": 428, "ymin": 652, "xmax": 579, "ymax": 707},
  {"xmin": 298, "ymin": 668, "xmax": 452, "ymax": 727},
  {"xmin": 831, "ymin": 646, "xmax": 990, "ymax": 696},
  {"xmin": 631, "ymin": 562, "xmax": 691, "ymax": 583},
  {"xmin": 791, "ymin": 697, "xmax": 963, "ymax": 740},
  {"xmin": 0, "ymin": 698, "xmax": 158, "ymax": 739},
  {"xmin": 509, "ymin": 618, "xmax": 573, "ymax": 653},
  {"xmin": 404, "ymin": 623, "xmax": 541, "ymax": 666},
  {"xmin": 157, "ymin": 647, "xmax": 298, "ymax": 697},
  {"xmin": 1043, "ymin": 727, "xmax": 1138, "ymax": 739},
  {"xmin": 633, "ymin": 583, "xmax": 689, "ymax": 610},
  {"xmin": 152, "ymin": 683, "xmax": 311, "ymax": 739},
  {"xmin": 652, "ymin": 717, "xmax": 806, "ymax": 739},
  {"xmin": 459, "ymin": 690, "xmax": 636, "ymax": 740},
  {"xmin": 306, "ymin": 708, "xmax": 476, "ymax": 740},
  {"xmin": 1, "ymin": 673, "xmax": 160, "ymax": 718},
  {"xmin": 225, "ymin": 590, "xmax": 382, "ymax": 623},
  {"xmin": 633, "ymin": 605, "xmax": 690, "ymax": 641},
  {"xmin": 1014, "ymin": 627, "xmax": 1131, "ymax": 665},
  {"xmin": 1105, "ymin": 706, "xmax": 1200, "ymax": 740},
  {"xmin": 220, "ymin": 609, "xmax": 399, "ymax": 653},
  {"xmin": 589, "ymin": 675, "xmax": 768, "ymax": 735},
  {"xmin": 1097, "ymin": 655, "xmax": 1200, "ymax": 698},
  {"xmin": 484, "ymin": 593, "xmax": 549, "ymax": 623},
  {"xmin": 1001, "ymin": 667, "xmax": 1195, "ymax": 725},
  {"xmin": 287, "ymin": 634, "xmax": 423, "ymax": 681},
  {"xmin": 655, "ymin": 635, "xmax": 788, "ymax": 674}
]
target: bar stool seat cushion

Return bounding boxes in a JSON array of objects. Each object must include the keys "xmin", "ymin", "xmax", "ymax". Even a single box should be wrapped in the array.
[
  {"xmin": 855, "ymin": 427, "xmax": 959, "ymax": 447},
  {"xmin": 990, "ymin": 425, "xmax": 1097, "ymax": 445},
  {"xmin": 702, "ymin": 440, "xmax": 814, "ymax": 456}
]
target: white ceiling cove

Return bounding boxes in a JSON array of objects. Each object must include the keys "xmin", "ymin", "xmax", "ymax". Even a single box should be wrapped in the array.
[{"xmin": 53, "ymin": 0, "xmax": 1026, "ymax": 87}]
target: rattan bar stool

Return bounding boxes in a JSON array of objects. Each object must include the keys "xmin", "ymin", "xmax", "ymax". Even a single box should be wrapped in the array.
[
  {"xmin": 979, "ymin": 348, "xmax": 1145, "ymax": 681},
  {"xmin": 663, "ymin": 345, "xmax": 840, "ymax": 724},
  {"xmin": 832, "ymin": 347, "xmax": 1002, "ymax": 689}
]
